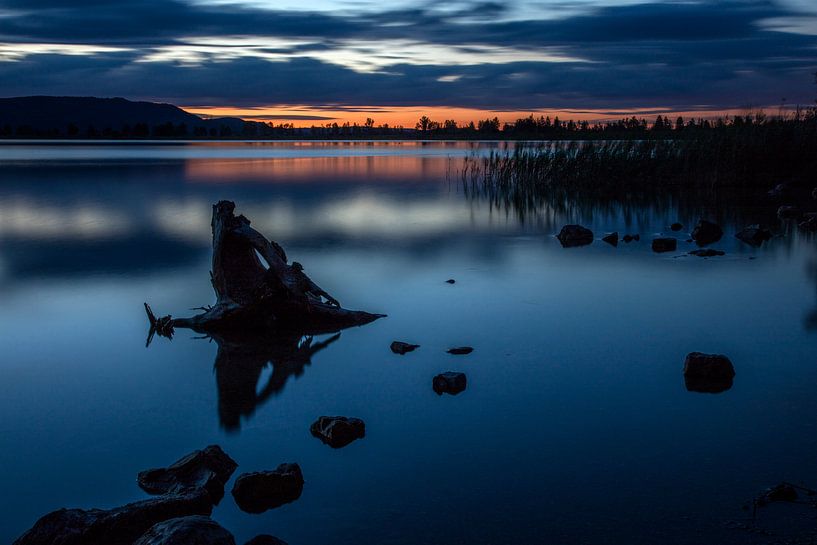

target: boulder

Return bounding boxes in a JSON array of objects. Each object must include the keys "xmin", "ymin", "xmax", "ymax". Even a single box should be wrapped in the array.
[
  {"xmin": 133, "ymin": 516, "xmax": 235, "ymax": 545},
  {"xmin": 556, "ymin": 225, "xmax": 594, "ymax": 248},
  {"xmin": 777, "ymin": 205, "xmax": 801, "ymax": 219},
  {"xmin": 651, "ymin": 238, "xmax": 677, "ymax": 253},
  {"xmin": 689, "ymin": 249, "xmax": 725, "ymax": 257},
  {"xmin": 447, "ymin": 346, "xmax": 473, "ymax": 355},
  {"xmin": 231, "ymin": 464, "xmax": 304, "ymax": 514},
  {"xmin": 12, "ymin": 491, "xmax": 214, "ymax": 545},
  {"xmin": 670, "ymin": 222, "xmax": 683, "ymax": 231},
  {"xmin": 245, "ymin": 536, "xmax": 289, "ymax": 545},
  {"xmin": 683, "ymin": 352, "xmax": 735, "ymax": 393},
  {"xmin": 445, "ymin": 279, "xmax": 456, "ymax": 284},
  {"xmin": 622, "ymin": 234, "xmax": 639, "ymax": 243},
  {"xmin": 390, "ymin": 341, "xmax": 419, "ymax": 355},
  {"xmin": 691, "ymin": 219, "xmax": 723, "ymax": 246},
  {"xmin": 310, "ymin": 416, "xmax": 365, "ymax": 448},
  {"xmin": 735, "ymin": 225, "xmax": 772, "ymax": 247},
  {"xmin": 138, "ymin": 445, "xmax": 238, "ymax": 503},
  {"xmin": 602, "ymin": 232, "xmax": 618, "ymax": 246},
  {"xmin": 433, "ymin": 372, "xmax": 467, "ymax": 395},
  {"xmin": 812, "ymin": 187, "xmax": 817, "ymax": 200}
]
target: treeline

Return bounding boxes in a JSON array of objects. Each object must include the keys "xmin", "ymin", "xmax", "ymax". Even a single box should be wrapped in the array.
[{"xmin": 2, "ymin": 108, "xmax": 815, "ymax": 140}]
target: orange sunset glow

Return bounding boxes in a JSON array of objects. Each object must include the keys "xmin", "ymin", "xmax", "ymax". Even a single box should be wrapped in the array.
[{"xmin": 183, "ymin": 104, "xmax": 767, "ymax": 128}]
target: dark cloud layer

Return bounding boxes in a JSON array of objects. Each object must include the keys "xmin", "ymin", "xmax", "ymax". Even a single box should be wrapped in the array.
[{"xmin": 0, "ymin": 0, "xmax": 814, "ymax": 111}]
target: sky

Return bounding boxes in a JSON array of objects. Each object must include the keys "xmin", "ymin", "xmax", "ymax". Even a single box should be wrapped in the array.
[{"xmin": 0, "ymin": 0, "xmax": 815, "ymax": 126}]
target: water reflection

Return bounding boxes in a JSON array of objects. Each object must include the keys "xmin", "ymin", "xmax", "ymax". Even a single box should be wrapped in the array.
[{"xmin": 212, "ymin": 331, "xmax": 341, "ymax": 432}]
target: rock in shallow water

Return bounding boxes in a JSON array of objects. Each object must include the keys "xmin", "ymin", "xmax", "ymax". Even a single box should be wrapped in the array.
[
  {"xmin": 390, "ymin": 341, "xmax": 419, "ymax": 355},
  {"xmin": 433, "ymin": 372, "xmax": 467, "ymax": 395},
  {"xmin": 735, "ymin": 225, "xmax": 772, "ymax": 247},
  {"xmin": 133, "ymin": 516, "xmax": 235, "ymax": 545},
  {"xmin": 245, "ymin": 536, "xmax": 289, "ymax": 545},
  {"xmin": 556, "ymin": 225, "xmax": 593, "ymax": 247},
  {"xmin": 651, "ymin": 237, "xmax": 677, "ymax": 253},
  {"xmin": 683, "ymin": 352, "xmax": 735, "ymax": 393},
  {"xmin": 13, "ymin": 491, "xmax": 214, "ymax": 545},
  {"xmin": 757, "ymin": 483, "xmax": 798, "ymax": 506},
  {"xmin": 447, "ymin": 346, "xmax": 473, "ymax": 355},
  {"xmin": 602, "ymin": 232, "xmax": 618, "ymax": 246},
  {"xmin": 231, "ymin": 464, "xmax": 304, "ymax": 514},
  {"xmin": 670, "ymin": 222, "xmax": 683, "ymax": 231},
  {"xmin": 13, "ymin": 446, "xmax": 236, "ymax": 545},
  {"xmin": 310, "ymin": 416, "xmax": 365, "ymax": 448},
  {"xmin": 138, "ymin": 445, "xmax": 238, "ymax": 503},
  {"xmin": 691, "ymin": 219, "xmax": 723, "ymax": 246}
]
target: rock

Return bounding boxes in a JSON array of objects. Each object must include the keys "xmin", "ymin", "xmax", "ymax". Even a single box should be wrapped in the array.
[
  {"xmin": 767, "ymin": 183, "xmax": 788, "ymax": 198},
  {"xmin": 12, "ymin": 491, "xmax": 214, "ymax": 545},
  {"xmin": 245, "ymin": 536, "xmax": 289, "ymax": 545},
  {"xmin": 651, "ymin": 237, "xmax": 677, "ymax": 253},
  {"xmin": 691, "ymin": 219, "xmax": 723, "ymax": 246},
  {"xmin": 777, "ymin": 205, "xmax": 801, "ymax": 219},
  {"xmin": 622, "ymin": 233, "xmax": 640, "ymax": 243},
  {"xmin": 757, "ymin": 483, "xmax": 798, "ymax": 506},
  {"xmin": 812, "ymin": 188, "xmax": 817, "ymax": 200},
  {"xmin": 735, "ymin": 225, "xmax": 772, "ymax": 247},
  {"xmin": 670, "ymin": 222, "xmax": 683, "ymax": 231},
  {"xmin": 13, "ymin": 446, "xmax": 238, "ymax": 545},
  {"xmin": 799, "ymin": 216, "xmax": 817, "ymax": 232},
  {"xmin": 390, "ymin": 341, "xmax": 419, "ymax": 355},
  {"xmin": 310, "ymin": 416, "xmax": 365, "ymax": 448},
  {"xmin": 689, "ymin": 249, "xmax": 725, "ymax": 257},
  {"xmin": 231, "ymin": 464, "xmax": 304, "ymax": 514},
  {"xmin": 133, "ymin": 516, "xmax": 235, "ymax": 545},
  {"xmin": 432, "ymin": 372, "xmax": 467, "ymax": 395},
  {"xmin": 447, "ymin": 346, "xmax": 473, "ymax": 355},
  {"xmin": 556, "ymin": 224, "xmax": 594, "ymax": 248},
  {"xmin": 683, "ymin": 352, "xmax": 735, "ymax": 393},
  {"xmin": 445, "ymin": 279, "xmax": 456, "ymax": 284},
  {"xmin": 602, "ymin": 232, "xmax": 618, "ymax": 246},
  {"xmin": 138, "ymin": 445, "xmax": 238, "ymax": 503}
]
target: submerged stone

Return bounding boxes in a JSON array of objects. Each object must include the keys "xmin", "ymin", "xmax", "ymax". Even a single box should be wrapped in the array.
[
  {"xmin": 757, "ymin": 483, "xmax": 798, "ymax": 506},
  {"xmin": 433, "ymin": 372, "xmax": 467, "ymax": 395},
  {"xmin": 602, "ymin": 232, "xmax": 618, "ymax": 246},
  {"xmin": 622, "ymin": 234, "xmax": 640, "ymax": 243},
  {"xmin": 231, "ymin": 464, "xmax": 304, "ymax": 514},
  {"xmin": 447, "ymin": 346, "xmax": 473, "ymax": 355},
  {"xmin": 651, "ymin": 237, "xmax": 677, "ymax": 253},
  {"xmin": 310, "ymin": 416, "xmax": 365, "ymax": 448},
  {"xmin": 799, "ymin": 216, "xmax": 817, "ymax": 232},
  {"xmin": 689, "ymin": 249, "xmax": 725, "ymax": 257},
  {"xmin": 670, "ymin": 222, "xmax": 683, "ymax": 231},
  {"xmin": 445, "ymin": 279, "xmax": 456, "ymax": 284},
  {"xmin": 691, "ymin": 219, "xmax": 723, "ymax": 246},
  {"xmin": 245, "ymin": 536, "xmax": 289, "ymax": 545},
  {"xmin": 556, "ymin": 224, "xmax": 594, "ymax": 247},
  {"xmin": 735, "ymin": 225, "xmax": 772, "ymax": 247},
  {"xmin": 390, "ymin": 341, "xmax": 419, "ymax": 355},
  {"xmin": 683, "ymin": 352, "xmax": 735, "ymax": 393},
  {"xmin": 133, "ymin": 516, "xmax": 235, "ymax": 545},
  {"xmin": 778, "ymin": 205, "xmax": 801, "ymax": 219}
]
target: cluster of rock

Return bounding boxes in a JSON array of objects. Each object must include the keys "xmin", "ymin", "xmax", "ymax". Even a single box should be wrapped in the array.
[
  {"xmin": 390, "ymin": 340, "xmax": 472, "ymax": 396},
  {"xmin": 13, "ymin": 445, "xmax": 291, "ymax": 545}
]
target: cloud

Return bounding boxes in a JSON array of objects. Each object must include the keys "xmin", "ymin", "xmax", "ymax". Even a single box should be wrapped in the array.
[{"xmin": 0, "ymin": 0, "xmax": 814, "ymax": 111}]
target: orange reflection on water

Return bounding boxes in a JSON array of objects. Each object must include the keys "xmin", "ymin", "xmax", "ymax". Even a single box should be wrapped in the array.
[{"xmin": 183, "ymin": 155, "xmax": 451, "ymax": 183}]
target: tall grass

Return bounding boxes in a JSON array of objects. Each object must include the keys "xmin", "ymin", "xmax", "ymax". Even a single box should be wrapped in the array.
[{"xmin": 457, "ymin": 116, "xmax": 817, "ymax": 221}]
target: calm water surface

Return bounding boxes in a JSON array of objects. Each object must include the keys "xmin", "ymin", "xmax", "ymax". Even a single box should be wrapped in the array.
[{"xmin": 1, "ymin": 141, "xmax": 816, "ymax": 544}]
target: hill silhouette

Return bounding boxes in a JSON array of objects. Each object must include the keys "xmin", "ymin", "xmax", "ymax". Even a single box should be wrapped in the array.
[{"xmin": 0, "ymin": 96, "xmax": 256, "ymax": 138}]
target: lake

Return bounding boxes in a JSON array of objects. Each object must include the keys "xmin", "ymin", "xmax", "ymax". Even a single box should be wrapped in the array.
[{"xmin": 2, "ymin": 141, "xmax": 817, "ymax": 544}]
